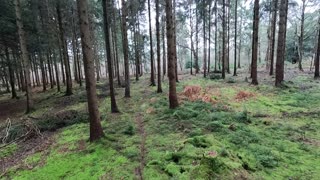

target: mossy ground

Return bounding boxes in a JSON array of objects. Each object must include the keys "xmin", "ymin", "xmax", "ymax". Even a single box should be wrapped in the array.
[{"xmin": 2, "ymin": 71, "xmax": 320, "ymax": 179}]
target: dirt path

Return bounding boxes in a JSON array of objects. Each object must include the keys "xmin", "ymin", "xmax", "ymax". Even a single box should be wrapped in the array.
[{"xmin": 135, "ymin": 113, "xmax": 146, "ymax": 180}]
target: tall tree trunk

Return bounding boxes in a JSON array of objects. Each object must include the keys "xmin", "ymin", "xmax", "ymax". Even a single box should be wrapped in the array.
[
  {"xmin": 214, "ymin": 0, "xmax": 218, "ymax": 72},
  {"xmin": 238, "ymin": 14, "xmax": 242, "ymax": 69},
  {"xmin": 14, "ymin": 0, "xmax": 34, "ymax": 113},
  {"xmin": 269, "ymin": 0, "xmax": 278, "ymax": 75},
  {"xmin": 208, "ymin": 2, "xmax": 211, "ymax": 74},
  {"xmin": 121, "ymin": 0, "xmax": 130, "ymax": 97},
  {"xmin": 53, "ymin": 51, "xmax": 61, "ymax": 92},
  {"xmin": 72, "ymin": 8, "xmax": 80, "ymax": 84},
  {"xmin": 233, "ymin": 0, "xmax": 238, "ymax": 76},
  {"xmin": 314, "ymin": 25, "xmax": 320, "ymax": 78},
  {"xmin": 251, "ymin": 0, "xmax": 259, "ymax": 85},
  {"xmin": 5, "ymin": 46, "xmax": 17, "ymax": 99},
  {"xmin": 298, "ymin": 0, "xmax": 305, "ymax": 71},
  {"xmin": 166, "ymin": 0, "xmax": 179, "ymax": 109},
  {"xmin": 58, "ymin": 37, "xmax": 66, "ymax": 85},
  {"xmin": 102, "ymin": 0, "xmax": 120, "ymax": 113},
  {"xmin": 275, "ymin": 0, "xmax": 288, "ymax": 86},
  {"xmin": 203, "ymin": 0, "xmax": 207, "ymax": 78},
  {"xmin": 190, "ymin": 1, "xmax": 193, "ymax": 75},
  {"xmin": 226, "ymin": 0, "xmax": 230, "ymax": 74},
  {"xmin": 148, "ymin": 0, "xmax": 156, "ymax": 86},
  {"xmin": 195, "ymin": 7, "xmax": 199, "ymax": 73},
  {"xmin": 162, "ymin": 15, "xmax": 167, "ymax": 77},
  {"xmin": 77, "ymin": 0, "xmax": 104, "ymax": 142},
  {"xmin": 156, "ymin": 0, "xmax": 162, "ymax": 93},
  {"xmin": 173, "ymin": 0, "xmax": 179, "ymax": 82},
  {"xmin": 222, "ymin": 0, "xmax": 226, "ymax": 79},
  {"xmin": 57, "ymin": 1, "xmax": 73, "ymax": 95}
]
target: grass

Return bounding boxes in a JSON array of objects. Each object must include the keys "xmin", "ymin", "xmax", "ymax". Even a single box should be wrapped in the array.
[{"xmin": 2, "ymin": 74, "xmax": 320, "ymax": 179}]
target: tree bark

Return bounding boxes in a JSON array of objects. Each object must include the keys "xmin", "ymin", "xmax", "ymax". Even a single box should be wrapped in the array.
[
  {"xmin": 148, "ymin": 0, "xmax": 156, "ymax": 86},
  {"xmin": 5, "ymin": 46, "xmax": 17, "ymax": 99},
  {"xmin": 275, "ymin": 0, "xmax": 288, "ymax": 86},
  {"xmin": 14, "ymin": 0, "xmax": 34, "ymax": 113},
  {"xmin": 121, "ymin": 0, "xmax": 130, "ymax": 97},
  {"xmin": 203, "ymin": 0, "xmax": 207, "ymax": 78},
  {"xmin": 269, "ymin": 0, "xmax": 278, "ymax": 75},
  {"xmin": 298, "ymin": 0, "xmax": 306, "ymax": 71},
  {"xmin": 102, "ymin": 0, "xmax": 120, "ymax": 113},
  {"xmin": 251, "ymin": 0, "xmax": 259, "ymax": 85},
  {"xmin": 233, "ymin": 0, "xmax": 238, "ymax": 76},
  {"xmin": 156, "ymin": 0, "xmax": 163, "ymax": 93},
  {"xmin": 162, "ymin": 15, "xmax": 167, "ymax": 77},
  {"xmin": 57, "ymin": 1, "xmax": 73, "ymax": 95},
  {"xmin": 222, "ymin": 0, "xmax": 226, "ymax": 79},
  {"xmin": 314, "ymin": 20, "xmax": 320, "ymax": 78},
  {"xmin": 77, "ymin": 0, "xmax": 104, "ymax": 142},
  {"xmin": 166, "ymin": 0, "xmax": 179, "ymax": 109}
]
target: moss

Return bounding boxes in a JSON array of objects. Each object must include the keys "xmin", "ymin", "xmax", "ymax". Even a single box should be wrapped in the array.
[{"xmin": 0, "ymin": 143, "xmax": 17, "ymax": 159}]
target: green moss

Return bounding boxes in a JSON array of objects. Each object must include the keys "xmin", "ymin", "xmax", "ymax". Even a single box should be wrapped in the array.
[{"xmin": 0, "ymin": 143, "xmax": 17, "ymax": 159}]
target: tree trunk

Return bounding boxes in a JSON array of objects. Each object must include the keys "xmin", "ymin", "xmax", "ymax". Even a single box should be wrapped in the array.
[
  {"xmin": 57, "ymin": 1, "xmax": 72, "ymax": 96},
  {"xmin": 238, "ymin": 14, "xmax": 242, "ymax": 69},
  {"xmin": 233, "ymin": 0, "xmax": 238, "ymax": 76},
  {"xmin": 148, "ymin": 0, "xmax": 156, "ymax": 86},
  {"xmin": 214, "ymin": 0, "xmax": 218, "ymax": 72},
  {"xmin": 275, "ymin": 0, "xmax": 288, "ymax": 86},
  {"xmin": 121, "ymin": 0, "xmax": 130, "ymax": 97},
  {"xmin": 102, "ymin": 0, "xmax": 120, "ymax": 113},
  {"xmin": 314, "ymin": 19, "xmax": 320, "ymax": 78},
  {"xmin": 162, "ymin": 15, "xmax": 167, "ymax": 77},
  {"xmin": 222, "ymin": 0, "xmax": 226, "ymax": 79},
  {"xmin": 14, "ymin": 0, "xmax": 34, "ymax": 113},
  {"xmin": 53, "ymin": 51, "xmax": 61, "ymax": 92},
  {"xmin": 77, "ymin": 0, "xmax": 104, "ymax": 142},
  {"xmin": 156, "ymin": 0, "xmax": 163, "ymax": 93},
  {"xmin": 298, "ymin": 0, "xmax": 305, "ymax": 71},
  {"xmin": 203, "ymin": 0, "xmax": 207, "ymax": 78},
  {"xmin": 251, "ymin": 0, "xmax": 259, "ymax": 85},
  {"xmin": 269, "ymin": 0, "xmax": 278, "ymax": 75},
  {"xmin": 5, "ymin": 46, "xmax": 17, "ymax": 99},
  {"xmin": 195, "ymin": 7, "xmax": 199, "ymax": 74},
  {"xmin": 166, "ymin": 0, "xmax": 179, "ymax": 109}
]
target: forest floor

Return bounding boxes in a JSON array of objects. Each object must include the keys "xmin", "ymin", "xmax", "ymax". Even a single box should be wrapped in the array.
[{"xmin": 1, "ymin": 64, "xmax": 320, "ymax": 179}]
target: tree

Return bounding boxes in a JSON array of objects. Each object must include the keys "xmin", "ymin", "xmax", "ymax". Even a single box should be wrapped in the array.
[
  {"xmin": 203, "ymin": 0, "xmax": 207, "ymax": 78},
  {"xmin": 156, "ymin": 0, "xmax": 163, "ymax": 93},
  {"xmin": 233, "ymin": 0, "xmax": 238, "ymax": 76},
  {"xmin": 314, "ymin": 21, "xmax": 320, "ymax": 78},
  {"xmin": 148, "ymin": 0, "xmax": 156, "ymax": 86},
  {"xmin": 275, "ymin": 0, "xmax": 288, "ymax": 87},
  {"xmin": 251, "ymin": 0, "xmax": 259, "ymax": 85},
  {"xmin": 14, "ymin": 0, "xmax": 33, "ymax": 113},
  {"xmin": 222, "ymin": 0, "xmax": 226, "ymax": 79},
  {"xmin": 269, "ymin": 0, "xmax": 278, "ymax": 76},
  {"xmin": 298, "ymin": 0, "xmax": 306, "ymax": 71},
  {"xmin": 166, "ymin": 0, "xmax": 179, "ymax": 109},
  {"xmin": 121, "ymin": 0, "xmax": 130, "ymax": 98},
  {"xmin": 102, "ymin": 0, "xmax": 120, "ymax": 113},
  {"xmin": 57, "ymin": 0, "xmax": 73, "ymax": 96},
  {"xmin": 77, "ymin": 0, "xmax": 104, "ymax": 141}
]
